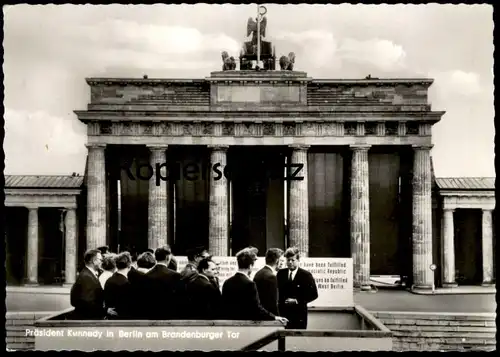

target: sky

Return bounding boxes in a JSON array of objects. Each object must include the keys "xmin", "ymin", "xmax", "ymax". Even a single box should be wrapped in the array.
[{"xmin": 3, "ymin": 4, "xmax": 495, "ymax": 177}]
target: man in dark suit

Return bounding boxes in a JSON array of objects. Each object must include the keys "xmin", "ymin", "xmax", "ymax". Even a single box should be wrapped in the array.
[
  {"xmin": 70, "ymin": 249, "xmax": 105, "ymax": 320},
  {"xmin": 254, "ymin": 248, "xmax": 284, "ymax": 316},
  {"xmin": 177, "ymin": 247, "xmax": 209, "ymax": 317},
  {"xmin": 277, "ymin": 247, "xmax": 318, "ymax": 329},
  {"xmin": 184, "ymin": 257, "xmax": 222, "ymax": 319},
  {"xmin": 150, "ymin": 246, "xmax": 178, "ymax": 271},
  {"xmin": 128, "ymin": 252, "xmax": 156, "ymax": 319},
  {"xmin": 145, "ymin": 246, "xmax": 181, "ymax": 319},
  {"xmin": 96, "ymin": 246, "xmax": 110, "ymax": 275},
  {"xmin": 221, "ymin": 248, "xmax": 288, "ymax": 324},
  {"xmin": 181, "ymin": 247, "xmax": 209, "ymax": 275},
  {"xmin": 104, "ymin": 252, "xmax": 134, "ymax": 319}
]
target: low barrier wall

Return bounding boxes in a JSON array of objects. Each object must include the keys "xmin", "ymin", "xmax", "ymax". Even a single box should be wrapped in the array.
[
  {"xmin": 32, "ymin": 308, "xmax": 284, "ymax": 351},
  {"xmin": 26, "ymin": 305, "xmax": 392, "ymax": 352},
  {"xmin": 6, "ymin": 311, "xmax": 55, "ymax": 350}
]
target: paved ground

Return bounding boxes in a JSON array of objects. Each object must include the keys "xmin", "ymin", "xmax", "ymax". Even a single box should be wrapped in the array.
[
  {"xmin": 6, "ymin": 288, "xmax": 496, "ymax": 313},
  {"xmin": 354, "ymin": 289, "xmax": 496, "ymax": 313}
]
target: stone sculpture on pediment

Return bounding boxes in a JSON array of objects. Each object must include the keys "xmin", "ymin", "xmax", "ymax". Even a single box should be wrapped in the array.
[
  {"xmin": 221, "ymin": 51, "xmax": 237, "ymax": 71},
  {"xmin": 279, "ymin": 52, "xmax": 296, "ymax": 71}
]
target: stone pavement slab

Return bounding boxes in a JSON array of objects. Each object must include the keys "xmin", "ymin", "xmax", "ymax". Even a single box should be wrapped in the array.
[
  {"xmin": 411, "ymin": 286, "xmax": 496, "ymax": 295},
  {"xmin": 354, "ymin": 290, "xmax": 496, "ymax": 313}
]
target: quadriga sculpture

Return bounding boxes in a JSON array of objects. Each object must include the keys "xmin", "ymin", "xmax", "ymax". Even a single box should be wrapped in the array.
[
  {"xmin": 279, "ymin": 52, "xmax": 295, "ymax": 71},
  {"xmin": 221, "ymin": 51, "xmax": 237, "ymax": 71}
]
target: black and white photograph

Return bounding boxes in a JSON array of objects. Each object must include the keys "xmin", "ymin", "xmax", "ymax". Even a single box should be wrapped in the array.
[{"xmin": 4, "ymin": 3, "xmax": 495, "ymax": 352}]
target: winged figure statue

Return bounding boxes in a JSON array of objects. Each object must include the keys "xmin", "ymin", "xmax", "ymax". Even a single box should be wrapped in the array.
[{"xmin": 247, "ymin": 16, "xmax": 267, "ymax": 44}]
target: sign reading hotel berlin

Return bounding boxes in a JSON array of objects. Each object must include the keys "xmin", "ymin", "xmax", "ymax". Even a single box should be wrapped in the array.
[{"xmin": 175, "ymin": 256, "xmax": 354, "ymax": 308}]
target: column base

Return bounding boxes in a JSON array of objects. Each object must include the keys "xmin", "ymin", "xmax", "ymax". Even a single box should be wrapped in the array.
[
  {"xmin": 23, "ymin": 282, "xmax": 39, "ymax": 287},
  {"xmin": 442, "ymin": 282, "xmax": 458, "ymax": 288},
  {"xmin": 360, "ymin": 284, "xmax": 372, "ymax": 292},
  {"xmin": 481, "ymin": 282, "xmax": 494, "ymax": 287},
  {"xmin": 411, "ymin": 284, "xmax": 433, "ymax": 292},
  {"xmin": 63, "ymin": 283, "xmax": 74, "ymax": 288}
]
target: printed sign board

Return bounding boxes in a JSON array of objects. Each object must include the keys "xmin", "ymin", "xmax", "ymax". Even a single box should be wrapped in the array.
[{"xmin": 174, "ymin": 256, "xmax": 354, "ymax": 308}]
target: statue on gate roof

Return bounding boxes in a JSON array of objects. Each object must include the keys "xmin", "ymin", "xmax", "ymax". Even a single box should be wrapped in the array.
[
  {"xmin": 221, "ymin": 51, "xmax": 236, "ymax": 71},
  {"xmin": 247, "ymin": 15, "xmax": 267, "ymax": 46},
  {"xmin": 239, "ymin": 5, "xmax": 276, "ymax": 71}
]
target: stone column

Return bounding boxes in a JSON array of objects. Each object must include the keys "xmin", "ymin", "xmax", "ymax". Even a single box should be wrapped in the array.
[
  {"xmin": 288, "ymin": 145, "xmax": 309, "ymax": 256},
  {"xmin": 64, "ymin": 208, "xmax": 77, "ymax": 286},
  {"xmin": 442, "ymin": 208, "xmax": 457, "ymax": 287},
  {"xmin": 411, "ymin": 145, "xmax": 434, "ymax": 290},
  {"xmin": 26, "ymin": 207, "xmax": 39, "ymax": 285},
  {"xmin": 208, "ymin": 145, "xmax": 229, "ymax": 256},
  {"xmin": 481, "ymin": 209, "xmax": 494, "ymax": 286},
  {"xmin": 86, "ymin": 144, "xmax": 107, "ymax": 250},
  {"xmin": 350, "ymin": 145, "xmax": 371, "ymax": 290},
  {"xmin": 147, "ymin": 145, "xmax": 169, "ymax": 250}
]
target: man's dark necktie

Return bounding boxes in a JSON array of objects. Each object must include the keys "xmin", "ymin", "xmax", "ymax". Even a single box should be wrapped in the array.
[{"xmin": 289, "ymin": 270, "xmax": 293, "ymax": 282}]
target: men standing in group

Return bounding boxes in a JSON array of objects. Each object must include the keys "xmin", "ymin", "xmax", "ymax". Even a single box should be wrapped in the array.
[
  {"xmin": 104, "ymin": 252, "xmax": 134, "ymax": 319},
  {"xmin": 222, "ymin": 247, "xmax": 288, "ymax": 324},
  {"xmin": 70, "ymin": 249, "xmax": 105, "ymax": 320},
  {"xmin": 254, "ymin": 248, "xmax": 283, "ymax": 316},
  {"xmin": 277, "ymin": 247, "xmax": 318, "ymax": 329},
  {"xmin": 145, "ymin": 246, "xmax": 181, "ymax": 319},
  {"xmin": 184, "ymin": 257, "xmax": 222, "ymax": 319}
]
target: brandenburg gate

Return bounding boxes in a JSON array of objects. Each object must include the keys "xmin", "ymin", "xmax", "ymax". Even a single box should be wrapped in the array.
[{"xmin": 75, "ymin": 15, "xmax": 445, "ymax": 292}]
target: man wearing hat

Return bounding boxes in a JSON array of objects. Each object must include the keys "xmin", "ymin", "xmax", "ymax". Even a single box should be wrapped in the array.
[{"xmin": 181, "ymin": 246, "xmax": 210, "ymax": 278}]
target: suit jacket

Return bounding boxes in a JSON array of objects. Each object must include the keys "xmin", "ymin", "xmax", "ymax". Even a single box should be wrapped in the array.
[
  {"xmin": 145, "ymin": 264, "xmax": 181, "ymax": 319},
  {"xmin": 127, "ymin": 267, "xmax": 149, "ymax": 319},
  {"xmin": 104, "ymin": 272, "xmax": 134, "ymax": 319},
  {"xmin": 178, "ymin": 263, "xmax": 200, "ymax": 318},
  {"xmin": 254, "ymin": 266, "xmax": 279, "ymax": 316},
  {"xmin": 221, "ymin": 272, "xmax": 275, "ymax": 321},
  {"xmin": 70, "ymin": 266, "xmax": 105, "ymax": 320},
  {"xmin": 185, "ymin": 274, "xmax": 222, "ymax": 319},
  {"xmin": 210, "ymin": 276, "xmax": 220, "ymax": 291},
  {"xmin": 277, "ymin": 267, "xmax": 318, "ymax": 329},
  {"xmin": 180, "ymin": 263, "xmax": 198, "ymax": 280}
]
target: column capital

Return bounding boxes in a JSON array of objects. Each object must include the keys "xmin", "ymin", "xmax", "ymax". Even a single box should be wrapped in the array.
[
  {"xmin": 482, "ymin": 208, "xmax": 494, "ymax": 213},
  {"xmin": 412, "ymin": 144, "xmax": 434, "ymax": 151},
  {"xmin": 208, "ymin": 145, "xmax": 229, "ymax": 151},
  {"xmin": 26, "ymin": 205, "xmax": 38, "ymax": 211},
  {"xmin": 85, "ymin": 143, "xmax": 106, "ymax": 150},
  {"xmin": 147, "ymin": 144, "xmax": 168, "ymax": 151},
  {"xmin": 349, "ymin": 144, "xmax": 371, "ymax": 151},
  {"xmin": 63, "ymin": 206, "xmax": 77, "ymax": 211},
  {"xmin": 443, "ymin": 207, "xmax": 455, "ymax": 213},
  {"xmin": 289, "ymin": 144, "xmax": 310, "ymax": 150}
]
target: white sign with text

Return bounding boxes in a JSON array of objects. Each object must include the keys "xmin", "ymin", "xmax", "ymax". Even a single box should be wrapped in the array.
[{"xmin": 174, "ymin": 256, "xmax": 354, "ymax": 308}]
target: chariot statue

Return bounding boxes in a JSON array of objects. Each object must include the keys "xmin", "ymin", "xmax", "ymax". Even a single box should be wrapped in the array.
[{"xmin": 239, "ymin": 5, "xmax": 276, "ymax": 70}]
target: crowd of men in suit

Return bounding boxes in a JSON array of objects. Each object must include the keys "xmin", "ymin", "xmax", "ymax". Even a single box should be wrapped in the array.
[{"xmin": 70, "ymin": 244, "xmax": 318, "ymax": 329}]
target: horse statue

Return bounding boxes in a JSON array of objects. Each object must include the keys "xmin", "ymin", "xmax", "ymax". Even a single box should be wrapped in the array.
[
  {"xmin": 279, "ymin": 52, "xmax": 296, "ymax": 71},
  {"xmin": 221, "ymin": 51, "xmax": 237, "ymax": 71}
]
